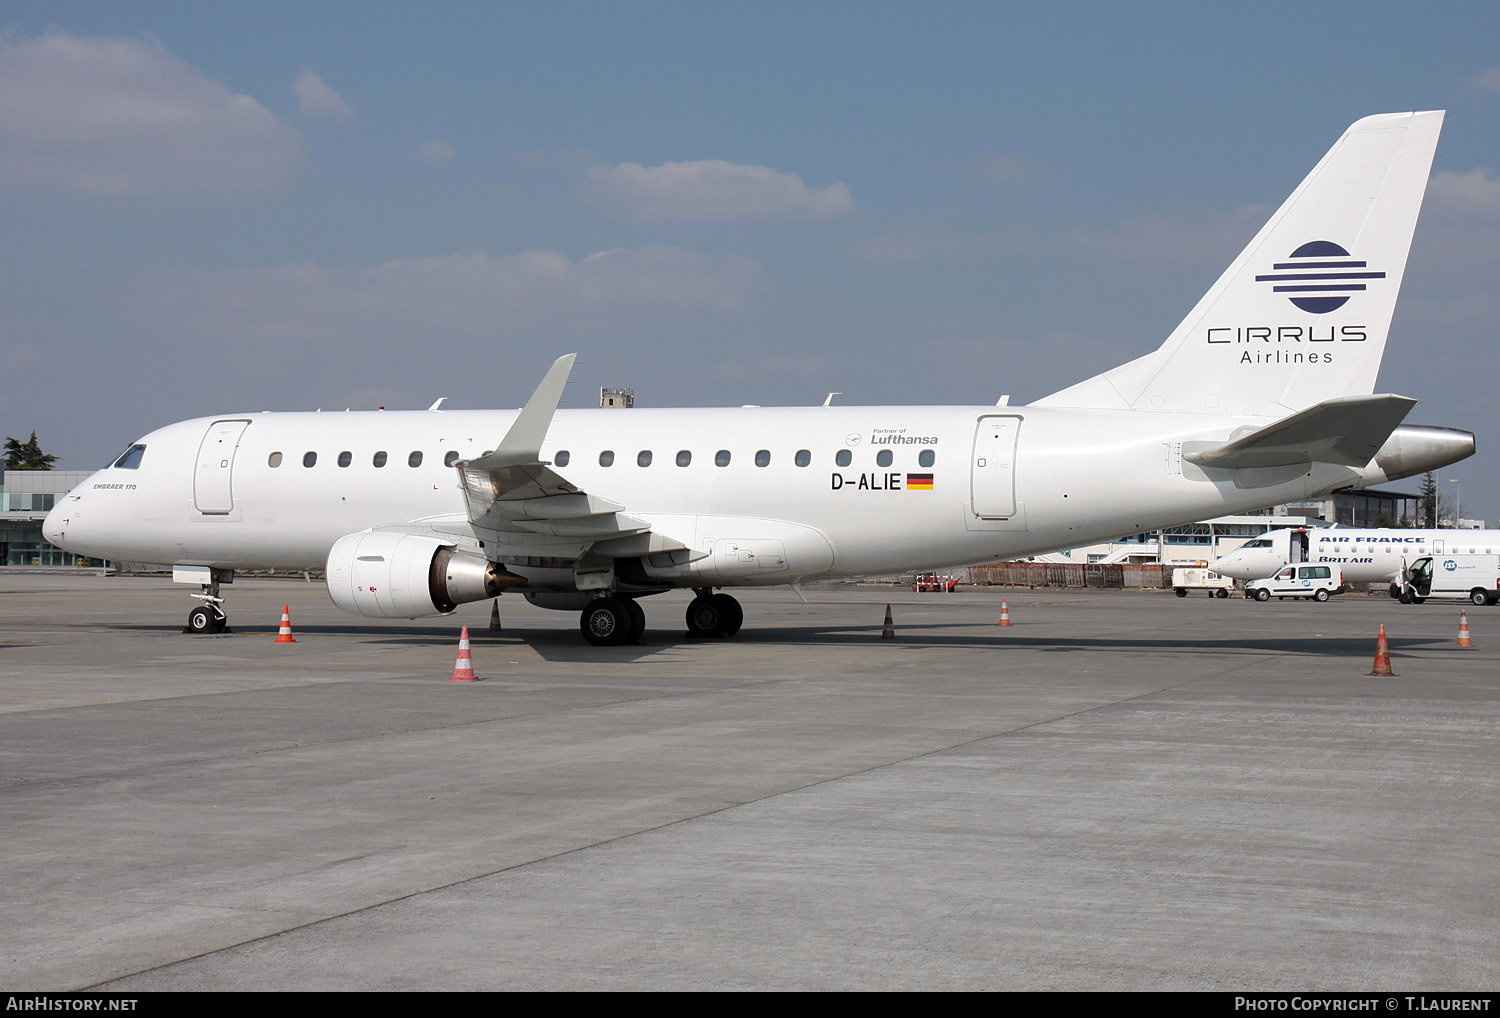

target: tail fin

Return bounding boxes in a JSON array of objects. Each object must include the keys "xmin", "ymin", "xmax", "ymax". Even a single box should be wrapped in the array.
[{"xmin": 1033, "ymin": 111, "xmax": 1444, "ymax": 416}]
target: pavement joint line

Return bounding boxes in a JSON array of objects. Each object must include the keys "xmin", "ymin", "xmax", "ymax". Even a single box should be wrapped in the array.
[{"xmin": 80, "ymin": 666, "xmax": 1219, "ymax": 990}]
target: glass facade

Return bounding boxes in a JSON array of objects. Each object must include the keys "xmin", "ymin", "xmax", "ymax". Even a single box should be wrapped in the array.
[
  {"xmin": 0, "ymin": 520, "xmax": 100, "ymax": 567},
  {"xmin": 1, "ymin": 471, "xmax": 108, "ymax": 568}
]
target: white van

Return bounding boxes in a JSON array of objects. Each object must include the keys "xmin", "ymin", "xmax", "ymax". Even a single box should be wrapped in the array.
[
  {"xmin": 1397, "ymin": 555, "xmax": 1500, "ymax": 605},
  {"xmin": 1245, "ymin": 564, "xmax": 1345, "ymax": 602}
]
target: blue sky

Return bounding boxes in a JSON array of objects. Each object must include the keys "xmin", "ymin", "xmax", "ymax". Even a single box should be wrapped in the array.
[{"xmin": 3, "ymin": 1, "xmax": 1498, "ymax": 520}]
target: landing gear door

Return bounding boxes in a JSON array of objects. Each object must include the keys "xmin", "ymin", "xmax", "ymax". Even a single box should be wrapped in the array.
[
  {"xmin": 194, "ymin": 419, "xmax": 251, "ymax": 514},
  {"xmin": 971, "ymin": 415, "xmax": 1021, "ymax": 519}
]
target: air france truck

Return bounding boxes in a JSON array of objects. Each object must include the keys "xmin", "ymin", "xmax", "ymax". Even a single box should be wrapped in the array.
[{"xmin": 1397, "ymin": 555, "xmax": 1500, "ymax": 605}]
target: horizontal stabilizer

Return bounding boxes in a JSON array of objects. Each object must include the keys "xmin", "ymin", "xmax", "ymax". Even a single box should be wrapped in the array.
[{"xmin": 1184, "ymin": 394, "xmax": 1416, "ymax": 469}]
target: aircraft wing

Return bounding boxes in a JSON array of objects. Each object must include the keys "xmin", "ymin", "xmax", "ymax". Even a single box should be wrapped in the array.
[
  {"xmin": 454, "ymin": 354, "xmax": 653, "ymax": 540},
  {"xmin": 1184, "ymin": 394, "xmax": 1417, "ymax": 469}
]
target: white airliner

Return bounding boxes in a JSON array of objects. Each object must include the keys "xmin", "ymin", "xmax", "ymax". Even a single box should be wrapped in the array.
[
  {"xmin": 44, "ymin": 112, "xmax": 1476, "ymax": 644},
  {"xmin": 1212, "ymin": 526, "xmax": 1500, "ymax": 585}
]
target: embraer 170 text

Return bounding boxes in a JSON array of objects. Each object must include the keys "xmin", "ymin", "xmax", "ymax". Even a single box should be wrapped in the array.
[{"xmin": 44, "ymin": 112, "xmax": 1475, "ymax": 644}]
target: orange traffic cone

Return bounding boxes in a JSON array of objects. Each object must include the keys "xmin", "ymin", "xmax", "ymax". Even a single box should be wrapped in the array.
[
  {"xmin": 998, "ymin": 598, "xmax": 1013, "ymax": 626},
  {"xmin": 274, "ymin": 604, "xmax": 297, "ymax": 643},
  {"xmin": 488, "ymin": 599, "xmax": 503, "ymax": 632},
  {"xmin": 1456, "ymin": 610, "xmax": 1474, "ymax": 649},
  {"xmin": 448, "ymin": 625, "xmax": 480, "ymax": 682},
  {"xmin": 1368, "ymin": 624, "xmax": 1395, "ymax": 676},
  {"xmin": 881, "ymin": 604, "xmax": 895, "ymax": 639}
]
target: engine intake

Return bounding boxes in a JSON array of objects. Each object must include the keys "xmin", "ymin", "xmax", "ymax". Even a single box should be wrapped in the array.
[{"xmin": 326, "ymin": 531, "xmax": 521, "ymax": 618}]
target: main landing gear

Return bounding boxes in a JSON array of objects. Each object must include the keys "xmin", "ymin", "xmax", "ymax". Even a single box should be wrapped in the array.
[
  {"xmin": 576, "ymin": 588, "xmax": 743, "ymax": 646},
  {"xmin": 685, "ymin": 589, "xmax": 743, "ymax": 639},
  {"xmin": 579, "ymin": 596, "xmax": 646, "ymax": 647}
]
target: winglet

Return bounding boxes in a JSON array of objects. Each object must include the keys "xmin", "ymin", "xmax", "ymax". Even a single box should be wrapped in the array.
[{"xmin": 467, "ymin": 354, "xmax": 576, "ymax": 470}]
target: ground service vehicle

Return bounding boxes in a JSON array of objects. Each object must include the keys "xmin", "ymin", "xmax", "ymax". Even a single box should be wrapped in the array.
[
  {"xmin": 1397, "ymin": 555, "xmax": 1500, "ymax": 605},
  {"xmin": 1172, "ymin": 567, "xmax": 1234, "ymax": 598},
  {"xmin": 1245, "ymin": 564, "xmax": 1345, "ymax": 602}
]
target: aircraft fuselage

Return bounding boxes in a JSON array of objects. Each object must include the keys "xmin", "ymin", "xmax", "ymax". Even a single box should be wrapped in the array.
[{"xmin": 48, "ymin": 403, "xmax": 1385, "ymax": 583}]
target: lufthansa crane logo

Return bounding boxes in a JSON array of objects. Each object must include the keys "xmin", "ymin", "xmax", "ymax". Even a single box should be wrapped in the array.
[{"xmin": 1255, "ymin": 241, "xmax": 1386, "ymax": 314}]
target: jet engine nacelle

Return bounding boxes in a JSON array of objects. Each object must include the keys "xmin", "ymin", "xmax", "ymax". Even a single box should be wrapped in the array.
[
  {"xmin": 326, "ymin": 531, "xmax": 519, "ymax": 618},
  {"xmin": 1350, "ymin": 425, "xmax": 1476, "ymax": 487}
]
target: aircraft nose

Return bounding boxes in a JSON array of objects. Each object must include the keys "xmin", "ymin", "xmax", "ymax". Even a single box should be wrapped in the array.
[
  {"xmin": 1209, "ymin": 553, "xmax": 1247, "ymax": 578},
  {"xmin": 42, "ymin": 499, "xmax": 75, "ymax": 548}
]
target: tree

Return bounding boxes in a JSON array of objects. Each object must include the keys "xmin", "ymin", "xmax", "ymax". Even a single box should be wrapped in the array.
[
  {"xmin": 3, "ymin": 432, "xmax": 59, "ymax": 471},
  {"xmin": 1418, "ymin": 471, "xmax": 1438, "ymax": 528}
]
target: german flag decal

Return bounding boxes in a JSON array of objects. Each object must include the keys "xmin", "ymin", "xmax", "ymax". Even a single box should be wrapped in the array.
[{"xmin": 906, "ymin": 473, "xmax": 934, "ymax": 490}]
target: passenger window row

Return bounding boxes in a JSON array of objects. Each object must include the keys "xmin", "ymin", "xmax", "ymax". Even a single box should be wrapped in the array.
[
  {"xmin": 267, "ymin": 446, "xmax": 940, "ymax": 470},
  {"xmin": 553, "ymin": 448, "xmax": 938, "ymax": 469},
  {"xmin": 268, "ymin": 450, "xmax": 466, "ymax": 468}
]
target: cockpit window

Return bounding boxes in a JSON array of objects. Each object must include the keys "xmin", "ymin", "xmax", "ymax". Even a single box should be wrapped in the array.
[
  {"xmin": 1242, "ymin": 539, "xmax": 1270, "ymax": 549},
  {"xmin": 112, "ymin": 444, "xmax": 146, "ymax": 470}
]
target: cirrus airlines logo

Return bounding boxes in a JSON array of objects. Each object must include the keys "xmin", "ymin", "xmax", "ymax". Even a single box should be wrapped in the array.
[{"xmin": 1255, "ymin": 241, "xmax": 1386, "ymax": 314}]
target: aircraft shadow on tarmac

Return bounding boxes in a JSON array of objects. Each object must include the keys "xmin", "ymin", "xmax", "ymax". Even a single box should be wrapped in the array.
[{"xmin": 91, "ymin": 620, "xmax": 1458, "ymax": 665}]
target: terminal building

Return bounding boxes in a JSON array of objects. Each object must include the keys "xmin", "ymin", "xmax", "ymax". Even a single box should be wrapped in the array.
[{"xmin": 0, "ymin": 470, "xmax": 101, "ymax": 567}]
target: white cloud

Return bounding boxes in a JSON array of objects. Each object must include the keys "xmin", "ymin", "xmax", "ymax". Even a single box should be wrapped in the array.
[
  {"xmin": 853, "ymin": 203, "xmax": 1271, "ymax": 267},
  {"xmin": 0, "ymin": 33, "xmax": 303, "ymax": 195},
  {"xmin": 584, "ymin": 159, "xmax": 854, "ymax": 221},
  {"xmin": 1471, "ymin": 67, "xmax": 1500, "ymax": 91},
  {"xmin": 294, "ymin": 68, "xmax": 353, "ymax": 120},
  {"xmin": 130, "ymin": 245, "xmax": 766, "ymax": 347},
  {"xmin": 1427, "ymin": 168, "xmax": 1500, "ymax": 218},
  {"xmin": 417, "ymin": 139, "xmax": 457, "ymax": 163},
  {"xmin": 852, "ymin": 224, "xmax": 1029, "ymax": 263},
  {"xmin": 1065, "ymin": 204, "xmax": 1274, "ymax": 264}
]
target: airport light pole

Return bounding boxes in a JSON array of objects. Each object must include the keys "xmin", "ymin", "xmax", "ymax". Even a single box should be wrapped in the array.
[{"xmin": 1449, "ymin": 478, "xmax": 1461, "ymax": 528}]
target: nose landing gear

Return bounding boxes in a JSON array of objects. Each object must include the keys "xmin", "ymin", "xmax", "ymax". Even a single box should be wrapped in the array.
[{"xmin": 180, "ymin": 567, "xmax": 233, "ymax": 634}]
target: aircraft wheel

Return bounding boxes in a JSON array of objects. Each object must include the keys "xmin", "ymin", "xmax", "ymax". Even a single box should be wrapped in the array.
[
  {"xmin": 710, "ymin": 593, "xmax": 743, "ymax": 637},
  {"xmin": 686, "ymin": 595, "xmax": 725, "ymax": 638},
  {"xmin": 580, "ymin": 597, "xmax": 631, "ymax": 646},
  {"xmin": 623, "ymin": 598, "xmax": 647, "ymax": 643},
  {"xmin": 187, "ymin": 606, "xmax": 217, "ymax": 634},
  {"xmin": 1314, "ymin": 589, "xmax": 1329, "ymax": 602},
  {"xmin": 1254, "ymin": 589, "xmax": 1270, "ymax": 602}
]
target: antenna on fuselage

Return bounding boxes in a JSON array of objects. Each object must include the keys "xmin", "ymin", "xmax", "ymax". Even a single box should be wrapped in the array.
[{"xmin": 823, "ymin": 392, "xmax": 841, "ymax": 407}]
